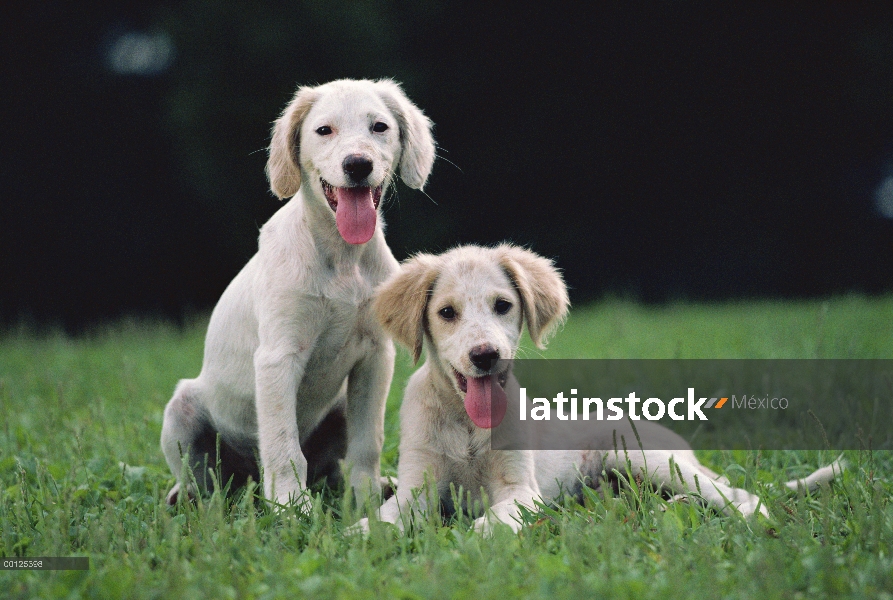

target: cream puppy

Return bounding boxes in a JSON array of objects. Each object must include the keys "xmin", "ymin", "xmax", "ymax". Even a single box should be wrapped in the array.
[
  {"xmin": 354, "ymin": 245, "xmax": 842, "ymax": 534},
  {"xmin": 160, "ymin": 79, "xmax": 435, "ymax": 511}
]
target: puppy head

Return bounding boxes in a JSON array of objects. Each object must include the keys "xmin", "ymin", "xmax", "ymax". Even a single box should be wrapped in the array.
[
  {"xmin": 266, "ymin": 79, "xmax": 435, "ymax": 245},
  {"xmin": 374, "ymin": 245, "xmax": 569, "ymax": 428}
]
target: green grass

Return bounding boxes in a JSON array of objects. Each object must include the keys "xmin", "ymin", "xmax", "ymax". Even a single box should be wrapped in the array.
[{"xmin": 1, "ymin": 297, "xmax": 892, "ymax": 599}]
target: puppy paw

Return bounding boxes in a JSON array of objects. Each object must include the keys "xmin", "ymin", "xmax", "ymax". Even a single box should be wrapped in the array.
[
  {"xmin": 165, "ymin": 483, "xmax": 196, "ymax": 506},
  {"xmin": 345, "ymin": 517, "xmax": 371, "ymax": 537},
  {"xmin": 270, "ymin": 490, "xmax": 313, "ymax": 516},
  {"xmin": 472, "ymin": 516, "xmax": 491, "ymax": 535},
  {"xmin": 743, "ymin": 499, "xmax": 770, "ymax": 519},
  {"xmin": 472, "ymin": 515, "xmax": 520, "ymax": 536},
  {"xmin": 729, "ymin": 494, "xmax": 770, "ymax": 518}
]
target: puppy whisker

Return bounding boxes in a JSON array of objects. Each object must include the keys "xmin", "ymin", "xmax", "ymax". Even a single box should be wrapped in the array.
[
  {"xmin": 433, "ymin": 143, "xmax": 463, "ymax": 173},
  {"xmin": 384, "ymin": 172, "xmax": 401, "ymax": 209},
  {"xmin": 418, "ymin": 188, "xmax": 438, "ymax": 206},
  {"xmin": 434, "ymin": 153, "xmax": 463, "ymax": 173},
  {"xmin": 515, "ymin": 343, "xmax": 548, "ymax": 360}
]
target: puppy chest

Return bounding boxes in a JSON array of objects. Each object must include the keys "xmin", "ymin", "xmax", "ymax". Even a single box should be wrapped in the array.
[
  {"xmin": 293, "ymin": 310, "xmax": 377, "ymax": 393},
  {"xmin": 314, "ymin": 300, "xmax": 377, "ymax": 352},
  {"xmin": 304, "ymin": 329, "xmax": 371, "ymax": 374},
  {"xmin": 320, "ymin": 262, "xmax": 377, "ymax": 305}
]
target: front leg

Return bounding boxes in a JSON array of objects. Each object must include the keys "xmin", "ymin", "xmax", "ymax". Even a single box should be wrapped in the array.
[
  {"xmin": 254, "ymin": 341, "xmax": 317, "ymax": 511},
  {"xmin": 472, "ymin": 451, "xmax": 542, "ymax": 535},
  {"xmin": 350, "ymin": 447, "xmax": 439, "ymax": 534},
  {"xmin": 344, "ymin": 338, "xmax": 395, "ymax": 508}
]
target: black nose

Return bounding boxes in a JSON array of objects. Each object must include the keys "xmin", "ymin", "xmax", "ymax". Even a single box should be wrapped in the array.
[
  {"xmin": 469, "ymin": 345, "xmax": 500, "ymax": 371},
  {"xmin": 343, "ymin": 155, "xmax": 373, "ymax": 182}
]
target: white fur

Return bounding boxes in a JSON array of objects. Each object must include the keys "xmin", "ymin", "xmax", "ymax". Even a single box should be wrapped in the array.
[
  {"xmin": 355, "ymin": 245, "xmax": 843, "ymax": 534},
  {"xmin": 160, "ymin": 79, "xmax": 435, "ymax": 511}
]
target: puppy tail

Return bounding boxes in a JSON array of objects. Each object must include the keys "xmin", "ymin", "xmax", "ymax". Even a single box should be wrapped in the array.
[{"xmin": 783, "ymin": 455, "xmax": 846, "ymax": 493}]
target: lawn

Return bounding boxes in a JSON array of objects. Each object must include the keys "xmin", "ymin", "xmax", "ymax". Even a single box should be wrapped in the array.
[{"xmin": 1, "ymin": 297, "xmax": 891, "ymax": 599}]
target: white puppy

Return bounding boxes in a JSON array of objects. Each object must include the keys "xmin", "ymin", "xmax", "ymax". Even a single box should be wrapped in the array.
[
  {"xmin": 160, "ymin": 79, "xmax": 435, "ymax": 510},
  {"xmin": 355, "ymin": 245, "xmax": 842, "ymax": 534}
]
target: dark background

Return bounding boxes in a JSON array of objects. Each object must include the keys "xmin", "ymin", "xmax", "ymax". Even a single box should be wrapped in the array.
[{"xmin": 4, "ymin": 1, "xmax": 893, "ymax": 330}]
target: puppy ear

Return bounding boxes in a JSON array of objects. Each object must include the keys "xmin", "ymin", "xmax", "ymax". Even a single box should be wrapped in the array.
[
  {"xmin": 266, "ymin": 86, "xmax": 319, "ymax": 199},
  {"xmin": 373, "ymin": 254, "xmax": 441, "ymax": 363},
  {"xmin": 497, "ymin": 245, "xmax": 570, "ymax": 349},
  {"xmin": 375, "ymin": 79, "xmax": 436, "ymax": 190}
]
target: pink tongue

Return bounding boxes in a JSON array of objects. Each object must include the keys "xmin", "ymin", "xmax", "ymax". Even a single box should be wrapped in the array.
[
  {"xmin": 334, "ymin": 187, "xmax": 377, "ymax": 244},
  {"xmin": 464, "ymin": 375, "xmax": 507, "ymax": 429}
]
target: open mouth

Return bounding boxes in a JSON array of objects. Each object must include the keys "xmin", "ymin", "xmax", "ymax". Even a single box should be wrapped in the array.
[
  {"xmin": 453, "ymin": 366, "xmax": 509, "ymax": 429},
  {"xmin": 321, "ymin": 179, "xmax": 383, "ymax": 212},
  {"xmin": 453, "ymin": 368, "xmax": 508, "ymax": 392},
  {"xmin": 320, "ymin": 178, "xmax": 383, "ymax": 245}
]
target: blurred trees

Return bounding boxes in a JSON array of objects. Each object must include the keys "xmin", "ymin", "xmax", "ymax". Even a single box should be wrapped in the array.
[{"xmin": 3, "ymin": 1, "xmax": 893, "ymax": 328}]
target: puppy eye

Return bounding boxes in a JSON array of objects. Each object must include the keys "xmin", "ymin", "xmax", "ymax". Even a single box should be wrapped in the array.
[
  {"xmin": 372, "ymin": 122, "xmax": 389, "ymax": 133},
  {"xmin": 494, "ymin": 299, "xmax": 512, "ymax": 315},
  {"xmin": 315, "ymin": 126, "xmax": 333, "ymax": 136},
  {"xmin": 438, "ymin": 306, "xmax": 456, "ymax": 321}
]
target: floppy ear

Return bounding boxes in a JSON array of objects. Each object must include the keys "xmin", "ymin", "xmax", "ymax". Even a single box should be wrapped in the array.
[
  {"xmin": 373, "ymin": 253, "xmax": 441, "ymax": 363},
  {"xmin": 266, "ymin": 85, "xmax": 320, "ymax": 199},
  {"xmin": 496, "ymin": 245, "xmax": 570, "ymax": 349},
  {"xmin": 375, "ymin": 79, "xmax": 436, "ymax": 190}
]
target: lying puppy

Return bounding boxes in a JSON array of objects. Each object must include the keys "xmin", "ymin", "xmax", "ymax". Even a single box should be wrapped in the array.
[
  {"xmin": 355, "ymin": 245, "xmax": 842, "ymax": 534},
  {"xmin": 160, "ymin": 79, "xmax": 435, "ymax": 510}
]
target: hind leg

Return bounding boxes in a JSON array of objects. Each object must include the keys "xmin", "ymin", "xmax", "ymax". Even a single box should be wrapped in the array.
[
  {"xmin": 160, "ymin": 379, "xmax": 213, "ymax": 504},
  {"xmin": 606, "ymin": 450, "xmax": 769, "ymax": 517},
  {"xmin": 161, "ymin": 380, "xmax": 261, "ymax": 503}
]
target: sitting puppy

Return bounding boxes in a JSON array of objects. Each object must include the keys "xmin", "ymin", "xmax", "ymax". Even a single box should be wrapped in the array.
[
  {"xmin": 355, "ymin": 245, "xmax": 842, "ymax": 534},
  {"xmin": 160, "ymin": 79, "xmax": 435, "ymax": 510}
]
